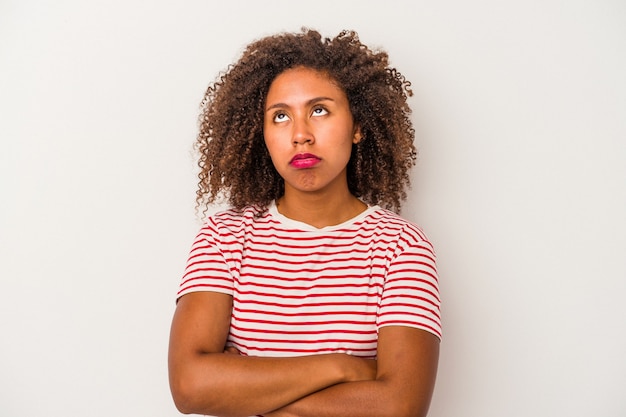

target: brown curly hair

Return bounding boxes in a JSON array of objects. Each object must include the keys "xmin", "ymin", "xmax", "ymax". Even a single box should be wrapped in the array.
[{"xmin": 195, "ymin": 28, "xmax": 416, "ymax": 215}]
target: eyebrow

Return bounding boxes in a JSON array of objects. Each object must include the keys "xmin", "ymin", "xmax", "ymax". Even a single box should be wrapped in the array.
[{"xmin": 265, "ymin": 96, "xmax": 335, "ymax": 112}]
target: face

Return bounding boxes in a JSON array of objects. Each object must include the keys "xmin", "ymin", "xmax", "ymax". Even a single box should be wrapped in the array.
[{"xmin": 263, "ymin": 66, "xmax": 361, "ymax": 198}]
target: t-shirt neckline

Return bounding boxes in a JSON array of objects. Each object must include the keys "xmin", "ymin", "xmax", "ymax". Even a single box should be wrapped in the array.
[{"xmin": 268, "ymin": 200, "xmax": 379, "ymax": 232}]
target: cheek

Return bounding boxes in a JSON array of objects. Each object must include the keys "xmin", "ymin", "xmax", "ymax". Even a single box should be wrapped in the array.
[
  {"xmin": 263, "ymin": 135, "xmax": 288, "ymax": 168},
  {"xmin": 263, "ymin": 136, "xmax": 280, "ymax": 159},
  {"xmin": 338, "ymin": 130, "xmax": 357, "ymax": 156},
  {"xmin": 264, "ymin": 123, "xmax": 287, "ymax": 144},
  {"xmin": 263, "ymin": 128, "xmax": 277, "ymax": 153}
]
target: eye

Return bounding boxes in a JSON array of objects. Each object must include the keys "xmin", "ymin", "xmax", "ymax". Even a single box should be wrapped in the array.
[
  {"xmin": 311, "ymin": 106, "xmax": 328, "ymax": 117},
  {"xmin": 273, "ymin": 112, "xmax": 290, "ymax": 123}
]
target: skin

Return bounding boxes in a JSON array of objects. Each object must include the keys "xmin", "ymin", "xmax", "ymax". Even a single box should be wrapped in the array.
[
  {"xmin": 168, "ymin": 66, "xmax": 440, "ymax": 417},
  {"xmin": 263, "ymin": 66, "xmax": 365, "ymax": 228},
  {"xmin": 169, "ymin": 292, "xmax": 377, "ymax": 417}
]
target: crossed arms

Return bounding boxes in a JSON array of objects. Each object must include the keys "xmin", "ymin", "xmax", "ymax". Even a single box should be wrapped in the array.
[{"xmin": 168, "ymin": 291, "xmax": 439, "ymax": 417}]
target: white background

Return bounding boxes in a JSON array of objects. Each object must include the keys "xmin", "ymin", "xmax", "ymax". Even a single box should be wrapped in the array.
[{"xmin": 1, "ymin": 1, "xmax": 625, "ymax": 416}]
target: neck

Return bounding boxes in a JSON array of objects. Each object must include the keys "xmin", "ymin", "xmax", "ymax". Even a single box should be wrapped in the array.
[{"xmin": 276, "ymin": 189, "xmax": 367, "ymax": 229}]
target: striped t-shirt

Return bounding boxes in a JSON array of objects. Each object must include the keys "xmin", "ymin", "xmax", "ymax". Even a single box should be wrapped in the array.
[{"xmin": 178, "ymin": 203, "xmax": 441, "ymax": 358}]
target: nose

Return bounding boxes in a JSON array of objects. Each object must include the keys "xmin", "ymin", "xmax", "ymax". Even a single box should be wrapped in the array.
[{"xmin": 292, "ymin": 117, "xmax": 314, "ymax": 146}]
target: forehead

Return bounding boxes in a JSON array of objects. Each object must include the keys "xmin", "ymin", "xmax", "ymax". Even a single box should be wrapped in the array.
[{"xmin": 265, "ymin": 66, "xmax": 346, "ymax": 102}]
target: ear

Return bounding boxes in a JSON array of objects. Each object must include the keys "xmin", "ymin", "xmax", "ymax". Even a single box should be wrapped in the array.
[{"xmin": 353, "ymin": 126, "xmax": 363, "ymax": 144}]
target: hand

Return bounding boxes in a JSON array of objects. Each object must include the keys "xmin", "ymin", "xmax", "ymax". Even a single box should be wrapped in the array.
[
  {"xmin": 223, "ymin": 346, "xmax": 241, "ymax": 355},
  {"xmin": 264, "ymin": 355, "xmax": 377, "ymax": 417}
]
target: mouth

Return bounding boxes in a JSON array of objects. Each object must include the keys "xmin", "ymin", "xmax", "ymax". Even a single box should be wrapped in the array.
[{"xmin": 289, "ymin": 153, "xmax": 321, "ymax": 169}]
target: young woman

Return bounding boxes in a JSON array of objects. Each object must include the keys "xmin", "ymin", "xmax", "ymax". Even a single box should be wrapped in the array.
[{"xmin": 168, "ymin": 29, "xmax": 441, "ymax": 417}]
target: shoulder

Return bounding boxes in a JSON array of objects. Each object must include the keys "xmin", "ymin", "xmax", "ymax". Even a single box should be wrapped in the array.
[
  {"xmin": 208, "ymin": 205, "xmax": 266, "ymax": 225},
  {"xmin": 200, "ymin": 205, "xmax": 275, "ymax": 237},
  {"xmin": 367, "ymin": 208, "xmax": 432, "ymax": 245}
]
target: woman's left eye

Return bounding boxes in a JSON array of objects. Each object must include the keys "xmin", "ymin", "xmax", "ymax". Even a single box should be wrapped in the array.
[{"xmin": 312, "ymin": 107, "xmax": 328, "ymax": 116}]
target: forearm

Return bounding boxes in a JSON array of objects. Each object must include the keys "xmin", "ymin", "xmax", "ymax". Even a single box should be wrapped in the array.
[
  {"xmin": 170, "ymin": 352, "xmax": 371, "ymax": 417},
  {"xmin": 267, "ymin": 378, "xmax": 430, "ymax": 417},
  {"xmin": 267, "ymin": 328, "xmax": 440, "ymax": 417}
]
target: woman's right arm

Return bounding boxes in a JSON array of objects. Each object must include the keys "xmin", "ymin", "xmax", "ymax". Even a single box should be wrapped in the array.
[{"xmin": 168, "ymin": 291, "xmax": 376, "ymax": 417}]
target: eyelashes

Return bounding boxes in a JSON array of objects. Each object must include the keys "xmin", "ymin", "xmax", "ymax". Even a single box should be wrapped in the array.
[
  {"xmin": 273, "ymin": 112, "xmax": 289, "ymax": 123},
  {"xmin": 271, "ymin": 106, "xmax": 329, "ymax": 123}
]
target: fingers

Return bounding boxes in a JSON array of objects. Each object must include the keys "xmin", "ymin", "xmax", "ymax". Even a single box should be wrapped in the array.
[{"xmin": 224, "ymin": 346, "xmax": 241, "ymax": 355}]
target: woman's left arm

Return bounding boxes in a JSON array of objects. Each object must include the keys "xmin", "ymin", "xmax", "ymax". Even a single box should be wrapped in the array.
[{"xmin": 266, "ymin": 325, "xmax": 440, "ymax": 417}]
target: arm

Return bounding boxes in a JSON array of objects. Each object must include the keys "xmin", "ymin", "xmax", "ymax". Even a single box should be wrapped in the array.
[
  {"xmin": 168, "ymin": 291, "xmax": 377, "ymax": 417},
  {"xmin": 266, "ymin": 326, "xmax": 440, "ymax": 417}
]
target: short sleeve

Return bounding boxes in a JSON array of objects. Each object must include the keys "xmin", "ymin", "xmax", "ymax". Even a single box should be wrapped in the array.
[
  {"xmin": 377, "ymin": 234, "xmax": 442, "ymax": 340},
  {"xmin": 177, "ymin": 220, "xmax": 235, "ymax": 300}
]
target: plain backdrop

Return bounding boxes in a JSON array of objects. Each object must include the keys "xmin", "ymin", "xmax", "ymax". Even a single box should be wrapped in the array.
[{"xmin": 1, "ymin": 1, "xmax": 625, "ymax": 416}]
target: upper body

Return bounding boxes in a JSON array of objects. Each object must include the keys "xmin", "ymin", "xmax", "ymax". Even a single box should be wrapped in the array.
[
  {"xmin": 178, "ymin": 203, "xmax": 441, "ymax": 359},
  {"xmin": 169, "ymin": 29, "xmax": 441, "ymax": 417}
]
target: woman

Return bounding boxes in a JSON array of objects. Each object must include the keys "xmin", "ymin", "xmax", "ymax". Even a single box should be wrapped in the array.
[{"xmin": 169, "ymin": 29, "xmax": 441, "ymax": 417}]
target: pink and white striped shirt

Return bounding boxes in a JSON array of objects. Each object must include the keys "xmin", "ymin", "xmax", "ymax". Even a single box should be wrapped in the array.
[{"xmin": 178, "ymin": 203, "xmax": 441, "ymax": 358}]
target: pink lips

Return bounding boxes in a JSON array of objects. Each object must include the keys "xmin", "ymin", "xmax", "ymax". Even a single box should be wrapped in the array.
[{"xmin": 289, "ymin": 153, "xmax": 321, "ymax": 169}]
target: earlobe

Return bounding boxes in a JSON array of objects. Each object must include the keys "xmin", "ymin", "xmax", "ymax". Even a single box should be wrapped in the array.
[{"xmin": 353, "ymin": 128, "xmax": 363, "ymax": 144}]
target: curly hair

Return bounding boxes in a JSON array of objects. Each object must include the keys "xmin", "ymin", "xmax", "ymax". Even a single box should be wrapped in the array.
[{"xmin": 195, "ymin": 28, "xmax": 416, "ymax": 215}]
